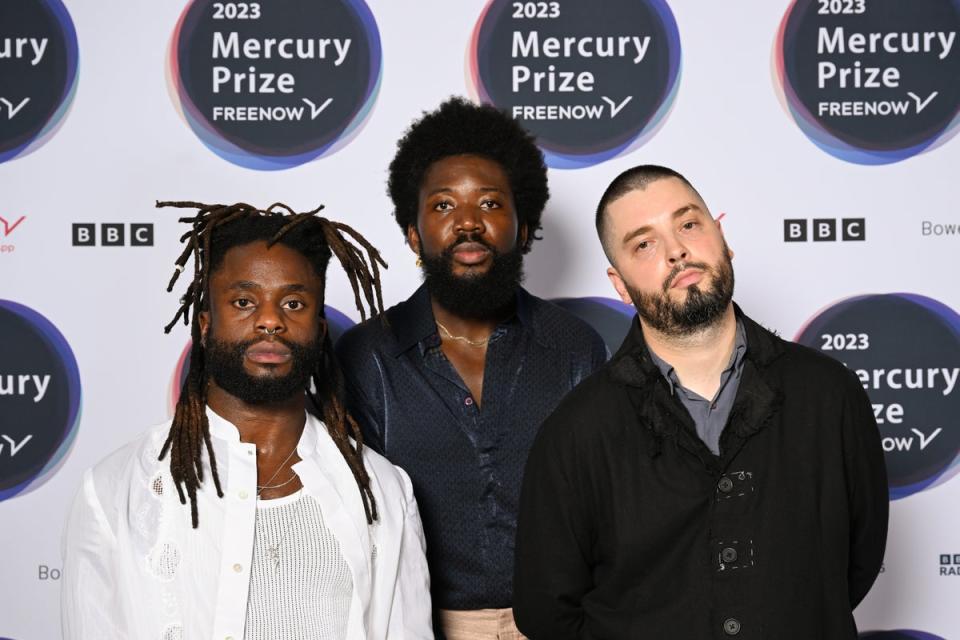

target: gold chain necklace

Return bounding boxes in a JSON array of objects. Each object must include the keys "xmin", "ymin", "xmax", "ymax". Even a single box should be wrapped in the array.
[{"xmin": 436, "ymin": 319, "xmax": 489, "ymax": 348}]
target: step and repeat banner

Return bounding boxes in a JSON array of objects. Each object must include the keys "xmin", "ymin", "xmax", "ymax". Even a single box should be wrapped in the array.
[{"xmin": 1, "ymin": 0, "xmax": 958, "ymax": 637}]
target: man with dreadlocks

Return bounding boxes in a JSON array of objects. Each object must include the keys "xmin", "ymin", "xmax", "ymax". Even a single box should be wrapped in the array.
[
  {"xmin": 61, "ymin": 202, "xmax": 433, "ymax": 639},
  {"xmin": 335, "ymin": 97, "xmax": 607, "ymax": 639}
]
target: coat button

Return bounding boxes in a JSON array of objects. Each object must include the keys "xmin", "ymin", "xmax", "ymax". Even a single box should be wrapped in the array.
[
  {"xmin": 721, "ymin": 547, "xmax": 738, "ymax": 563},
  {"xmin": 718, "ymin": 477, "xmax": 734, "ymax": 493},
  {"xmin": 723, "ymin": 618, "xmax": 741, "ymax": 635}
]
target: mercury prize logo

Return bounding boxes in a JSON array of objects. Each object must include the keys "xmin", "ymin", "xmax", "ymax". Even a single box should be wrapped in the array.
[
  {"xmin": 775, "ymin": 0, "xmax": 960, "ymax": 164},
  {"xmin": 796, "ymin": 294, "xmax": 960, "ymax": 499},
  {"xmin": 0, "ymin": 0, "xmax": 79, "ymax": 164},
  {"xmin": 0, "ymin": 301, "xmax": 81, "ymax": 501},
  {"xmin": 469, "ymin": 0, "xmax": 681, "ymax": 168},
  {"xmin": 168, "ymin": 0, "xmax": 382, "ymax": 170}
]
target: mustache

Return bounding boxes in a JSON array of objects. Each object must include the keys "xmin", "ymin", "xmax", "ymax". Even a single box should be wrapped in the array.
[
  {"xmin": 663, "ymin": 261, "xmax": 712, "ymax": 292},
  {"xmin": 445, "ymin": 233, "xmax": 497, "ymax": 254},
  {"xmin": 217, "ymin": 334, "xmax": 301, "ymax": 352}
]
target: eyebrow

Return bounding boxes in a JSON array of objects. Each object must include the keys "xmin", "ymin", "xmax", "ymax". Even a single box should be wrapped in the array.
[
  {"xmin": 425, "ymin": 186, "xmax": 505, "ymax": 197},
  {"xmin": 225, "ymin": 281, "xmax": 308, "ymax": 293},
  {"xmin": 620, "ymin": 203, "xmax": 703, "ymax": 245}
]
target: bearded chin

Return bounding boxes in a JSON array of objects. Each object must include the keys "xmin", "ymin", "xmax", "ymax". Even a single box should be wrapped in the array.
[
  {"xmin": 204, "ymin": 330, "xmax": 320, "ymax": 405},
  {"xmin": 420, "ymin": 241, "xmax": 524, "ymax": 319},
  {"xmin": 629, "ymin": 255, "xmax": 735, "ymax": 336}
]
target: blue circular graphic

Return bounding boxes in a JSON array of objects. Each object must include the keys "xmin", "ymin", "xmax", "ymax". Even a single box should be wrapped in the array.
[
  {"xmin": 552, "ymin": 296, "xmax": 634, "ymax": 353},
  {"xmin": 0, "ymin": 300, "xmax": 81, "ymax": 501},
  {"xmin": 0, "ymin": 0, "xmax": 79, "ymax": 164},
  {"xmin": 797, "ymin": 294, "xmax": 960, "ymax": 499}
]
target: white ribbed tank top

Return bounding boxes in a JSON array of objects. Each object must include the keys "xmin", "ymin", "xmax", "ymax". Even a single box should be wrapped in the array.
[{"xmin": 245, "ymin": 490, "xmax": 353, "ymax": 639}]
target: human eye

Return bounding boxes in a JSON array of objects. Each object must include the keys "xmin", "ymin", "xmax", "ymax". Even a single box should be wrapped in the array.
[
  {"xmin": 232, "ymin": 298, "xmax": 255, "ymax": 310},
  {"xmin": 680, "ymin": 218, "xmax": 701, "ymax": 232},
  {"xmin": 480, "ymin": 198, "xmax": 501, "ymax": 210},
  {"xmin": 634, "ymin": 239, "xmax": 653, "ymax": 253},
  {"xmin": 283, "ymin": 299, "xmax": 306, "ymax": 311},
  {"xmin": 433, "ymin": 200, "xmax": 454, "ymax": 212}
]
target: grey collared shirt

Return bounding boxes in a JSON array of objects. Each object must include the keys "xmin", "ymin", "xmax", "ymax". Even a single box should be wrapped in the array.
[{"xmin": 648, "ymin": 320, "xmax": 748, "ymax": 455}]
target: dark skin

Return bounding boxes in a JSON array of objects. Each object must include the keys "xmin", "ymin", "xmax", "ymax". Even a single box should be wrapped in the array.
[
  {"xmin": 198, "ymin": 240, "xmax": 327, "ymax": 499},
  {"xmin": 407, "ymin": 154, "xmax": 527, "ymax": 407}
]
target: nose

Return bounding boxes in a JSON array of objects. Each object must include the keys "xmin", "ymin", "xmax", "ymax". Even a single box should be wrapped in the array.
[
  {"xmin": 664, "ymin": 234, "xmax": 689, "ymax": 265},
  {"xmin": 256, "ymin": 301, "xmax": 285, "ymax": 336},
  {"xmin": 453, "ymin": 204, "xmax": 485, "ymax": 235}
]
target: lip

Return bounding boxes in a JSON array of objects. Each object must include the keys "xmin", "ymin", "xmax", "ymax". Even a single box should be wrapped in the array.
[
  {"xmin": 451, "ymin": 242, "xmax": 491, "ymax": 266},
  {"xmin": 245, "ymin": 341, "xmax": 292, "ymax": 364},
  {"xmin": 670, "ymin": 269, "xmax": 704, "ymax": 289}
]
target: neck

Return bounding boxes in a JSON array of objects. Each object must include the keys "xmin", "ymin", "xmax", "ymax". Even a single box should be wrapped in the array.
[
  {"xmin": 641, "ymin": 304, "xmax": 737, "ymax": 395},
  {"xmin": 429, "ymin": 296, "xmax": 515, "ymax": 341},
  {"xmin": 206, "ymin": 381, "xmax": 306, "ymax": 455}
]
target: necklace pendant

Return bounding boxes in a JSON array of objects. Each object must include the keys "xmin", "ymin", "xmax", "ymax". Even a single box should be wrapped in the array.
[{"xmin": 267, "ymin": 544, "xmax": 281, "ymax": 569}]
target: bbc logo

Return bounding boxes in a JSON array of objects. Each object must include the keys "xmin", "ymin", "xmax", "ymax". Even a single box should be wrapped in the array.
[
  {"xmin": 940, "ymin": 554, "xmax": 960, "ymax": 565},
  {"xmin": 783, "ymin": 218, "xmax": 865, "ymax": 242},
  {"xmin": 72, "ymin": 223, "xmax": 153, "ymax": 246}
]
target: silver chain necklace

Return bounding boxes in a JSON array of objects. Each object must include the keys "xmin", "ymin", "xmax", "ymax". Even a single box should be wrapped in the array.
[
  {"xmin": 262, "ymin": 490, "xmax": 304, "ymax": 572},
  {"xmin": 256, "ymin": 443, "xmax": 299, "ymax": 497}
]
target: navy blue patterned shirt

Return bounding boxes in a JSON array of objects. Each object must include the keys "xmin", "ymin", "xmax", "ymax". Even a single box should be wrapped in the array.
[{"xmin": 335, "ymin": 285, "xmax": 607, "ymax": 610}]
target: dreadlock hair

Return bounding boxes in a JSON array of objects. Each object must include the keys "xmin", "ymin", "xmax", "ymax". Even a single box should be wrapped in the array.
[{"xmin": 156, "ymin": 200, "xmax": 387, "ymax": 529}]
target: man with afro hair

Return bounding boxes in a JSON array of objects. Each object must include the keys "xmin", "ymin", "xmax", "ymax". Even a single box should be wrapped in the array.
[{"xmin": 336, "ymin": 97, "xmax": 607, "ymax": 639}]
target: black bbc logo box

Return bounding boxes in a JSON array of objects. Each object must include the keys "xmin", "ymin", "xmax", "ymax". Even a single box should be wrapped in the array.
[
  {"xmin": 940, "ymin": 554, "xmax": 960, "ymax": 565},
  {"xmin": 783, "ymin": 218, "xmax": 865, "ymax": 242},
  {"xmin": 72, "ymin": 223, "xmax": 153, "ymax": 246}
]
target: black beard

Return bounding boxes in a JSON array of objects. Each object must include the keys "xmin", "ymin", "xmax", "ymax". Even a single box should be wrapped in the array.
[
  {"xmin": 205, "ymin": 331, "xmax": 320, "ymax": 405},
  {"xmin": 420, "ymin": 235, "xmax": 524, "ymax": 319},
  {"xmin": 627, "ymin": 250, "xmax": 735, "ymax": 337}
]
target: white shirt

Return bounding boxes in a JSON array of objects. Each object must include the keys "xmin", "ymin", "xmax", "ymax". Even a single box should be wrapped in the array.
[{"xmin": 61, "ymin": 409, "xmax": 434, "ymax": 640}]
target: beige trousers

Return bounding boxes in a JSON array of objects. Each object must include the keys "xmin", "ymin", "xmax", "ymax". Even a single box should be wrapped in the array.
[{"xmin": 439, "ymin": 608, "xmax": 528, "ymax": 640}]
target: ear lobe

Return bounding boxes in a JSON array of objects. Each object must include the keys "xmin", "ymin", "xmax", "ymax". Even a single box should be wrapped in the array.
[
  {"xmin": 406, "ymin": 225, "xmax": 422, "ymax": 257},
  {"xmin": 518, "ymin": 223, "xmax": 529, "ymax": 248},
  {"xmin": 198, "ymin": 311, "xmax": 210, "ymax": 346},
  {"xmin": 606, "ymin": 267, "xmax": 634, "ymax": 306}
]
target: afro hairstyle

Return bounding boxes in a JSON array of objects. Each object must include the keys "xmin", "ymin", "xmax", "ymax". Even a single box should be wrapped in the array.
[{"xmin": 387, "ymin": 96, "xmax": 549, "ymax": 254}]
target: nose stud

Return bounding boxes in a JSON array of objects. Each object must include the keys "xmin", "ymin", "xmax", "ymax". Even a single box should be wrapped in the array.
[{"xmin": 262, "ymin": 327, "xmax": 278, "ymax": 335}]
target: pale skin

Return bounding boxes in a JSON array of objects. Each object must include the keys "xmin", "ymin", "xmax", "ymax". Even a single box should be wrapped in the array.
[
  {"xmin": 198, "ymin": 241, "xmax": 328, "ymax": 499},
  {"xmin": 603, "ymin": 177, "xmax": 737, "ymax": 401},
  {"xmin": 406, "ymin": 154, "xmax": 528, "ymax": 408}
]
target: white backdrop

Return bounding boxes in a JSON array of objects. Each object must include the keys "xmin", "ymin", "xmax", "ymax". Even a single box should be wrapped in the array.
[{"xmin": 1, "ymin": 1, "xmax": 958, "ymax": 638}]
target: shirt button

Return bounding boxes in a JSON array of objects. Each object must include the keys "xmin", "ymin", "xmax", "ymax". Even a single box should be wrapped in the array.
[
  {"xmin": 723, "ymin": 618, "xmax": 741, "ymax": 635},
  {"xmin": 464, "ymin": 397, "xmax": 474, "ymax": 406},
  {"xmin": 721, "ymin": 547, "xmax": 738, "ymax": 563},
  {"xmin": 718, "ymin": 477, "xmax": 734, "ymax": 493},
  {"xmin": 233, "ymin": 563, "xmax": 243, "ymax": 573},
  {"xmin": 247, "ymin": 450, "xmax": 254, "ymax": 456},
  {"xmin": 238, "ymin": 490, "xmax": 248, "ymax": 500}
]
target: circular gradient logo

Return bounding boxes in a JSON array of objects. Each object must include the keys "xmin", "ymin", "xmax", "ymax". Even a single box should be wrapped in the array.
[
  {"xmin": 0, "ymin": 301, "xmax": 81, "ymax": 501},
  {"xmin": 774, "ymin": 0, "xmax": 960, "ymax": 164},
  {"xmin": 168, "ymin": 0, "xmax": 382, "ymax": 170},
  {"xmin": 469, "ymin": 0, "xmax": 681, "ymax": 169},
  {"xmin": 0, "ymin": 0, "xmax": 79, "ymax": 164},
  {"xmin": 170, "ymin": 305, "xmax": 356, "ymax": 409},
  {"xmin": 796, "ymin": 294, "xmax": 960, "ymax": 499},
  {"xmin": 860, "ymin": 632, "xmax": 946, "ymax": 640}
]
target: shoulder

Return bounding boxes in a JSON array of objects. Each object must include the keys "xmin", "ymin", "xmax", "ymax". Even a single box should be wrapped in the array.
[
  {"xmin": 533, "ymin": 365, "xmax": 628, "ymax": 445},
  {"xmin": 79, "ymin": 421, "xmax": 171, "ymax": 528},
  {"xmin": 522, "ymin": 291, "xmax": 607, "ymax": 354},
  {"xmin": 361, "ymin": 443, "xmax": 416, "ymax": 504},
  {"xmin": 336, "ymin": 315, "xmax": 396, "ymax": 361}
]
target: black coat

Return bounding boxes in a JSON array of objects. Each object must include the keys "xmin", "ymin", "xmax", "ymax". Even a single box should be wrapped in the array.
[{"xmin": 513, "ymin": 310, "xmax": 888, "ymax": 640}]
